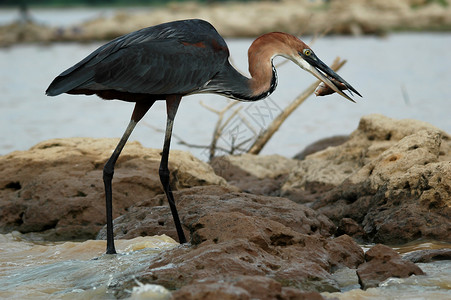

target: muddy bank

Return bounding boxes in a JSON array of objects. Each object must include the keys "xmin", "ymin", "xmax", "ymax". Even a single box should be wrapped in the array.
[{"xmin": 2, "ymin": 0, "xmax": 451, "ymax": 47}]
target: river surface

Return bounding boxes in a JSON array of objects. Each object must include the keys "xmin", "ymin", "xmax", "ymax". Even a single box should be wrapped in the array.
[
  {"xmin": 0, "ymin": 233, "xmax": 178, "ymax": 299},
  {"xmin": 0, "ymin": 11, "xmax": 450, "ymax": 159},
  {"xmin": 0, "ymin": 232, "xmax": 450, "ymax": 300}
]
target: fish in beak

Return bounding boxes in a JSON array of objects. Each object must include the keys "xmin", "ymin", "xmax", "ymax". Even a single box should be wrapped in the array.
[
  {"xmin": 315, "ymin": 78, "xmax": 346, "ymax": 97},
  {"xmin": 294, "ymin": 48, "xmax": 362, "ymax": 102}
]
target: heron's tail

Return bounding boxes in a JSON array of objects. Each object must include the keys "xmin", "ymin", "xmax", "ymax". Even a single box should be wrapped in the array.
[{"xmin": 45, "ymin": 67, "xmax": 94, "ymax": 96}]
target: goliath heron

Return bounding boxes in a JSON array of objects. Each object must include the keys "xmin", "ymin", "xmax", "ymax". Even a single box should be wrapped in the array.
[{"xmin": 46, "ymin": 19, "xmax": 361, "ymax": 254}]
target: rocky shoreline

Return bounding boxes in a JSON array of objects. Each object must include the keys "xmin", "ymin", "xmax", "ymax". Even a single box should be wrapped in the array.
[
  {"xmin": 1, "ymin": 114, "xmax": 450, "ymax": 298},
  {"xmin": 2, "ymin": 0, "xmax": 451, "ymax": 47}
]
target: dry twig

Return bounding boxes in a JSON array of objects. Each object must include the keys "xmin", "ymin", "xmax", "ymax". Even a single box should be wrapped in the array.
[
  {"xmin": 247, "ymin": 57, "xmax": 347, "ymax": 154},
  {"xmin": 143, "ymin": 57, "xmax": 347, "ymax": 160},
  {"xmin": 201, "ymin": 101, "xmax": 242, "ymax": 160}
]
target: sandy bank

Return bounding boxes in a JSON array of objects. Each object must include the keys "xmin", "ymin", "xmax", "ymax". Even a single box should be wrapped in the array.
[{"xmin": 1, "ymin": 0, "xmax": 451, "ymax": 47}]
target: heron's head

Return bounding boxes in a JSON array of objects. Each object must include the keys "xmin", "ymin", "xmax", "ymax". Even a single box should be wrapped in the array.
[
  {"xmin": 291, "ymin": 43, "xmax": 362, "ymax": 102},
  {"xmin": 249, "ymin": 32, "xmax": 361, "ymax": 102}
]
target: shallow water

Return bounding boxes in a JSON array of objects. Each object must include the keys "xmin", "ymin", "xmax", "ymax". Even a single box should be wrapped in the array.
[
  {"xmin": 0, "ymin": 233, "xmax": 178, "ymax": 299},
  {"xmin": 324, "ymin": 261, "xmax": 451, "ymax": 300},
  {"xmin": 1, "ymin": 232, "xmax": 450, "ymax": 299},
  {"xmin": 324, "ymin": 241, "xmax": 451, "ymax": 300},
  {"xmin": 1, "ymin": 31, "xmax": 450, "ymax": 159}
]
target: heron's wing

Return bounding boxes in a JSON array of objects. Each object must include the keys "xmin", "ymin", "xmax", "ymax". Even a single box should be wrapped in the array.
[
  {"xmin": 87, "ymin": 39, "xmax": 224, "ymax": 95},
  {"xmin": 46, "ymin": 19, "xmax": 228, "ymax": 97}
]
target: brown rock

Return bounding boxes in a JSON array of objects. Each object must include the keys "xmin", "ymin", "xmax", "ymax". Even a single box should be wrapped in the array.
[
  {"xmin": 0, "ymin": 138, "xmax": 226, "ymax": 240},
  {"xmin": 306, "ymin": 115, "xmax": 451, "ymax": 244},
  {"xmin": 173, "ymin": 276, "xmax": 280, "ymax": 300},
  {"xmin": 212, "ymin": 154, "xmax": 293, "ymax": 180},
  {"xmin": 403, "ymin": 248, "xmax": 451, "ymax": 263},
  {"xmin": 106, "ymin": 187, "xmax": 363, "ymax": 296},
  {"xmin": 130, "ymin": 228, "xmax": 359, "ymax": 295},
  {"xmin": 172, "ymin": 276, "xmax": 327, "ymax": 300},
  {"xmin": 336, "ymin": 218, "xmax": 366, "ymax": 241},
  {"xmin": 325, "ymin": 234, "xmax": 365, "ymax": 272},
  {"xmin": 233, "ymin": 276, "xmax": 283, "ymax": 300},
  {"xmin": 191, "ymin": 211, "xmax": 299, "ymax": 249},
  {"xmin": 210, "ymin": 154, "xmax": 293, "ymax": 196},
  {"xmin": 172, "ymin": 281, "xmax": 251, "ymax": 300},
  {"xmin": 99, "ymin": 185, "xmax": 336, "ymax": 242},
  {"xmin": 282, "ymin": 159, "xmax": 354, "ymax": 203},
  {"xmin": 293, "ymin": 135, "xmax": 349, "ymax": 160},
  {"xmin": 357, "ymin": 244, "xmax": 424, "ymax": 289},
  {"xmin": 282, "ymin": 114, "xmax": 450, "ymax": 203},
  {"xmin": 281, "ymin": 289, "xmax": 326, "ymax": 300}
]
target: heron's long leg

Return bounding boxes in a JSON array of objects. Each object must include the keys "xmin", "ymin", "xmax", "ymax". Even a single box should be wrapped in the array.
[
  {"xmin": 103, "ymin": 101, "xmax": 153, "ymax": 254},
  {"xmin": 160, "ymin": 95, "xmax": 187, "ymax": 244},
  {"xmin": 103, "ymin": 120, "xmax": 135, "ymax": 254}
]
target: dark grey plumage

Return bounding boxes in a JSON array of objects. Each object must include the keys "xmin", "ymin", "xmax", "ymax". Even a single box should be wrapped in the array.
[{"xmin": 46, "ymin": 19, "xmax": 259, "ymax": 101}]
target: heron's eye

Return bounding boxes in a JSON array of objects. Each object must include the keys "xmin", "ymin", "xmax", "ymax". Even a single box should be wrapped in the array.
[{"xmin": 303, "ymin": 49, "xmax": 312, "ymax": 56}]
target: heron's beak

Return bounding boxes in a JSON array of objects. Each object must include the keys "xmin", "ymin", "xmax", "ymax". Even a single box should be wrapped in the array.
[{"xmin": 295, "ymin": 53, "xmax": 362, "ymax": 102}]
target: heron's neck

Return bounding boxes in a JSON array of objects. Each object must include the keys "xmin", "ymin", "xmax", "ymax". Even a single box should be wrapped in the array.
[
  {"xmin": 205, "ymin": 32, "xmax": 299, "ymax": 101},
  {"xmin": 210, "ymin": 58, "xmax": 277, "ymax": 102},
  {"xmin": 246, "ymin": 35, "xmax": 284, "ymax": 100}
]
